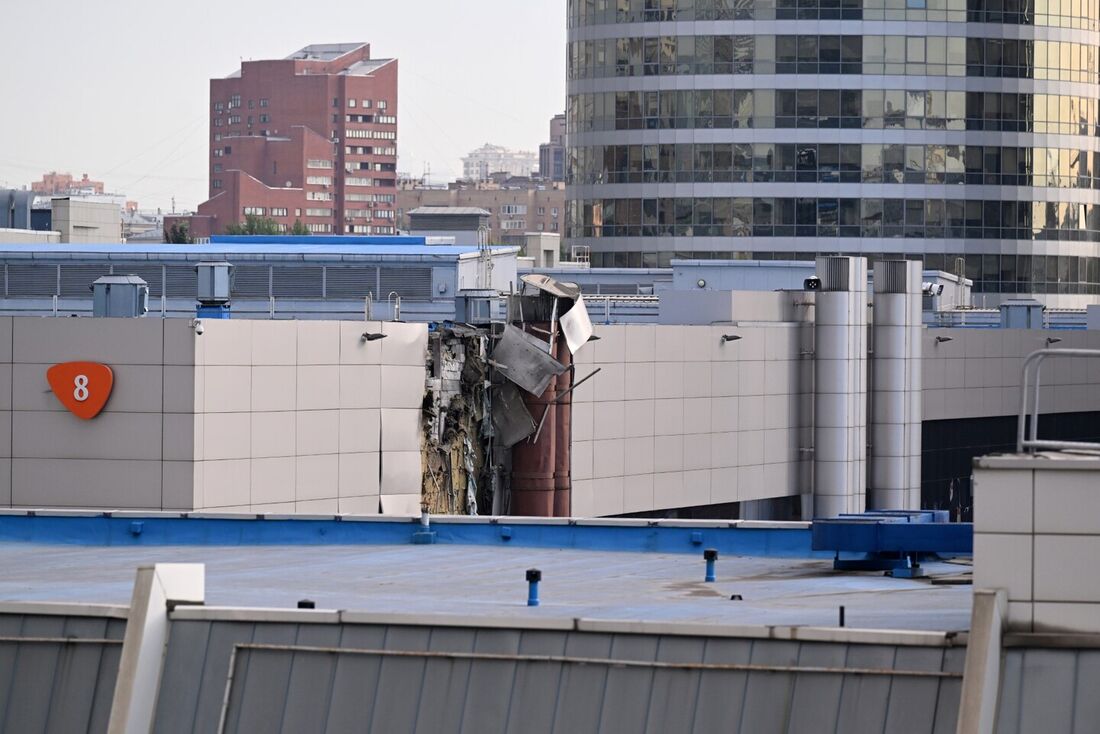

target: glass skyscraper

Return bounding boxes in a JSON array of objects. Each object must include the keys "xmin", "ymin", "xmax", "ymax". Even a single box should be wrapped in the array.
[{"xmin": 565, "ymin": 0, "xmax": 1100, "ymax": 304}]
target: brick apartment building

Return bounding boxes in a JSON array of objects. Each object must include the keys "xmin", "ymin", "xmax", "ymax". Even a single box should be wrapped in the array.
[
  {"xmin": 187, "ymin": 43, "xmax": 398, "ymax": 237},
  {"xmin": 397, "ymin": 177, "xmax": 564, "ymax": 247}
]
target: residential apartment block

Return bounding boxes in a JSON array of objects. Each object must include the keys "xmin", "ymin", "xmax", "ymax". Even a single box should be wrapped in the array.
[{"xmin": 193, "ymin": 43, "xmax": 398, "ymax": 236}]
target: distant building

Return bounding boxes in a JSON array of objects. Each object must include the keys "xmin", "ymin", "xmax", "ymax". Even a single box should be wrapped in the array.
[
  {"xmin": 31, "ymin": 172, "xmax": 105, "ymax": 196},
  {"xmin": 0, "ymin": 190, "xmax": 120, "ymax": 243},
  {"xmin": 50, "ymin": 199, "xmax": 121, "ymax": 243},
  {"xmin": 193, "ymin": 42, "xmax": 398, "ymax": 236},
  {"xmin": 461, "ymin": 144, "xmax": 537, "ymax": 182},
  {"xmin": 538, "ymin": 114, "xmax": 565, "ymax": 183},
  {"xmin": 397, "ymin": 178, "xmax": 564, "ymax": 247},
  {"xmin": 406, "ymin": 206, "xmax": 490, "ymax": 246}
]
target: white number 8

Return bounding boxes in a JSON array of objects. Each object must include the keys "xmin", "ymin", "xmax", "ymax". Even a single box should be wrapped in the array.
[{"xmin": 73, "ymin": 374, "xmax": 89, "ymax": 402}]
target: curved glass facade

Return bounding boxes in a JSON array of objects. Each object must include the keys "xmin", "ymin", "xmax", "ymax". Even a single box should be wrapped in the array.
[{"xmin": 565, "ymin": 0, "xmax": 1100, "ymax": 301}]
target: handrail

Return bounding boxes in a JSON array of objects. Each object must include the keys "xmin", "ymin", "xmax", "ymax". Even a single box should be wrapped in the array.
[{"xmin": 1017, "ymin": 348, "xmax": 1100, "ymax": 453}]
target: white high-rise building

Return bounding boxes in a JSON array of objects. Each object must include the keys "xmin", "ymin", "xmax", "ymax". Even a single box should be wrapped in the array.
[{"xmin": 462, "ymin": 144, "xmax": 538, "ymax": 181}]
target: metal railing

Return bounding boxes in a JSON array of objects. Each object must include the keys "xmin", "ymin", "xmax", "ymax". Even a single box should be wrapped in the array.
[{"xmin": 1017, "ymin": 348, "xmax": 1100, "ymax": 453}]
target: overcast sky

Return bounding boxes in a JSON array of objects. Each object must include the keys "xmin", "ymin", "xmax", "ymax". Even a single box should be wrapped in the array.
[{"xmin": 0, "ymin": 0, "xmax": 565, "ymax": 212}]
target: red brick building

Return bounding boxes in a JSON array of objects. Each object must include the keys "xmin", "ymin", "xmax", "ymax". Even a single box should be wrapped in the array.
[{"xmin": 195, "ymin": 43, "xmax": 398, "ymax": 235}]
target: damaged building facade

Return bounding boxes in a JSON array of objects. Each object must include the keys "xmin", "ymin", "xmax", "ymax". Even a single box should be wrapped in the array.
[{"xmin": 0, "ymin": 237, "xmax": 1099, "ymax": 518}]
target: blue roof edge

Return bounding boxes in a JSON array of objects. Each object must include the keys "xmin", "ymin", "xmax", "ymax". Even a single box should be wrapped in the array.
[{"xmin": 0, "ymin": 513, "xmax": 826, "ymax": 558}]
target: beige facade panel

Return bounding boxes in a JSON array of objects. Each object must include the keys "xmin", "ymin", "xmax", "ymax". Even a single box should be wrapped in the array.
[{"xmin": 12, "ymin": 458, "xmax": 163, "ymax": 508}]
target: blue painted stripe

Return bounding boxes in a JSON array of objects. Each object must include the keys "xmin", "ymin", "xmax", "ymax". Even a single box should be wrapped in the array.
[{"xmin": 0, "ymin": 515, "xmax": 833, "ymax": 558}]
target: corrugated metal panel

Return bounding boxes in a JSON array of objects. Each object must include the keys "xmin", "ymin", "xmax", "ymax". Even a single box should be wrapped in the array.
[
  {"xmin": 155, "ymin": 619, "xmax": 964, "ymax": 734},
  {"xmin": 325, "ymin": 266, "xmax": 378, "ymax": 299},
  {"xmin": 7, "ymin": 264, "xmax": 58, "ymax": 297},
  {"xmin": 272, "ymin": 266, "xmax": 323, "ymax": 298},
  {"xmin": 0, "ymin": 613, "xmax": 124, "ymax": 734},
  {"xmin": 378, "ymin": 266, "xmax": 432, "ymax": 301},
  {"xmin": 165, "ymin": 265, "xmax": 197, "ymax": 298},
  {"xmin": 59, "ymin": 265, "xmax": 113, "ymax": 297},
  {"xmin": 117, "ymin": 265, "xmax": 165, "ymax": 297},
  {"xmin": 996, "ymin": 648, "xmax": 1100, "ymax": 734},
  {"xmin": 231, "ymin": 266, "xmax": 270, "ymax": 298}
]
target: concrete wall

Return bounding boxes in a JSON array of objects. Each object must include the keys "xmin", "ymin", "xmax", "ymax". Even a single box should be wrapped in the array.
[
  {"xmin": 0, "ymin": 228, "xmax": 60, "ymax": 244},
  {"xmin": 51, "ymin": 199, "xmax": 121, "ymax": 243},
  {"xmin": 974, "ymin": 453, "xmax": 1100, "ymax": 634},
  {"xmin": 0, "ymin": 317, "xmax": 426, "ymax": 514},
  {"xmin": 922, "ymin": 328, "xmax": 1100, "ymax": 422},
  {"xmin": 1, "ymin": 317, "xmax": 195, "ymax": 509},
  {"xmin": 570, "ymin": 323, "xmax": 811, "ymax": 516},
  {"xmin": 190, "ymin": 319, "xmax": 426, "ymax": 514}
]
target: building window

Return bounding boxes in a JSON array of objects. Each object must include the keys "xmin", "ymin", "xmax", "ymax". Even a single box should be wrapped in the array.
[
  {"xmin": 307, "ymin": 159, "xmax": 334, "ymax": 169},
  {"xmin": 271, "ymin": 208, "xmax": 288, "ymax": 217},
  {"xmin": 348, "ymin": 99, "xmax": 356, "ymax": 108},
  {"xmin": 378, "ymin": 100, "xmax": 388, "ymax": 109},
  {"xmin": 214, "ymin": 101, "xmax": 225, "ymax": 112},
  {"xmin": 308, "ymin": 223, "xmax": 333, "ymax": 233},
  {"xmin": 243, "ymin": 207, "xmax": 266, "ymax": 216},
  {"xmin": 259, "ymin": 98, "xmax": 269, "ymax": 107},
  {"xmin": 377, "ymin": 115, "xmax": 396, "ymax": 124},
  {"xmin": 212, "ymin": 179, "xmax": 222, "ymax": 189},
  {"xmin": 552, "ymin": 207, "xmax": 559, "ymax": 217},
  {"xmin": 306, "ymin": 176, "xmax": 332, "ymax": 185},
  {"xmin": 305, "ymin": 208, "xmax": 332, "ymax": 217},
  {"xmin": 295, "ymin": 209, "xmax": 302, "ymax": 217},
  {"xmin": 501, "ymin": 220, "xmax": 527, "ymax": 230},
  {"xmin": 224, "ymin": 146, "xmax": 232, "ymax": 155},
  {"xmin": 229, "ymin": 94, "xmax": 241, "ymax": 109},
  {"xmin": 362, "ymin": 99, "xmax": 372, "ymax": 107},
  {"xmin": 214, "ymin": 118, "xmax": 223, "ymax": 127},
  {"xmin": 213, "ymin": 164, "xmax": 222, "ymax": 173},
  {"xmin": 333, "ymin": 97, "xmax": 340, "ymax": 108},
  {"xmin": 228, "ymin": 115, "xmax": 240, "ymax": 125},
  {"xmin": 501, "ymin": 204, "xmax": 527, "ymax": 215},
  {"xmin": 259, "ymin": 114, "xmax": 269, "ymax": 123},
  {"xmin": 306, "ymin": 191, "xmax": 333, "ymax": 201},
  {"xmin": 247, "ymin": 99, "xmax": 254, "ymax": 109},
  {"xmin": 538, "ymin": 207, "xmax": 546, "ymax": 215}
]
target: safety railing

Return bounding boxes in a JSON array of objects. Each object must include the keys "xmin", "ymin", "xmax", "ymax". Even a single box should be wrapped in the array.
[{"xmin": 1017, "ymin": 348, "xmax": 1100, "ymax": 453}]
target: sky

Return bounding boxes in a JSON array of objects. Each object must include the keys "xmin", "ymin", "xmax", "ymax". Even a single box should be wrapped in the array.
[{"xmin": 0, "ymin": 0, "xmax": 565, "ymax": 213}]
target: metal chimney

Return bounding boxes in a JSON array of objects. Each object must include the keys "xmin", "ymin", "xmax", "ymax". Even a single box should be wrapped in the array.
[
  {"xmin": 813, "ymin": 256, "xmax": 868, "ymax": 518},
  {"xmin": 870, "ymin": 260, "xmax": 922, "ymax": 510}
]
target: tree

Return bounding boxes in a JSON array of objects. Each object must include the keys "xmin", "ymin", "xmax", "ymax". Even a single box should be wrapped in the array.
[
  {"xmin": 164, "ymin": 222, "xmax": 193, "ymax": 244},
  {"xmin": 223, "ymin": 214, "xmax": 282, "ymax": 235},
  {"xmin": 289, "ymin": 219, "xmax": 310, "ymax": 236}
]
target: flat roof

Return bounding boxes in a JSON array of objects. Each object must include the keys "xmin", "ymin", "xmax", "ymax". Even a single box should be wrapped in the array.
[{"xmin": 0, "ymin": 515, "xmax": 972, "ymax": 630}]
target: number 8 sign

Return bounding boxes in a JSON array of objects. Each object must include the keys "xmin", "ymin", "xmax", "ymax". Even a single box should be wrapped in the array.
[{"xmin": 47, "ymin": 362, "xmax": 114, "ymax": 419}]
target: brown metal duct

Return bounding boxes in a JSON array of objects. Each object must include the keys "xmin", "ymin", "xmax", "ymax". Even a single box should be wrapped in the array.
[
  {"xmin": 553, "ymin": 337, "xmax": 573, "ymax": 517},
  {"xmin": 510, "ymin": 323, "xmax": 557, "ymax": 516}
]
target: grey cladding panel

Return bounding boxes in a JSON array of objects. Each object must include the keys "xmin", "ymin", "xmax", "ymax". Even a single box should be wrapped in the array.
[
  {"xmin": 165, "ymin": 265, "xmax": 197, "ymax": 298},
  {"xmin": 325, "ymin": 266, "xmax": 378, "ymax": 299},
  {"xmin": 996, "ymin": 648, "xmax": 1099, "ymax": 734},
  {"xmin": 272, "ymin": 266, "xmax": 322, "ymax": 298},
  {"xmin": 230, "ymin": 266, "xmax": 270, "ymax": 298},
  {"xmin": 121, "ymin": 265, "xmax": 165, "ymax": 297},
  {"xmin": 161, "ymin": 620, "xmax": 965, "ymax": 734},
  {"xmin": 60, "ymin": 264, "xmax": 112, "ymax": 297},
  {"xmin": 0, "ymin": 613, "xmax": 124, "ymax": 734},
  {"xmin": 7, "ymin": 264, "xmax": 57, "ymax": 297},
  {"xmin": 378, "ymin": 266, "xmax": 432, "ymax": 300}
]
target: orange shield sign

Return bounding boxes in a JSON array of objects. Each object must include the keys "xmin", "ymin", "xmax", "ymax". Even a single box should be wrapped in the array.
[{"xmin": 47, "ymin": 362, "xmax": 114, "ymax": 420}]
